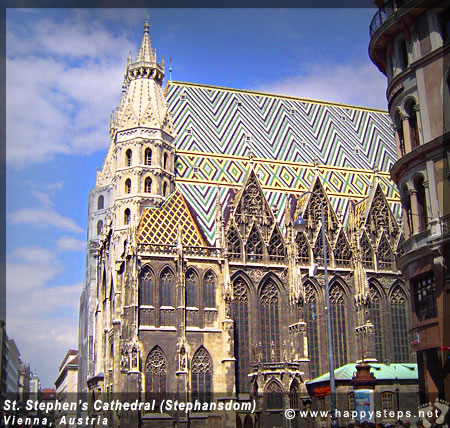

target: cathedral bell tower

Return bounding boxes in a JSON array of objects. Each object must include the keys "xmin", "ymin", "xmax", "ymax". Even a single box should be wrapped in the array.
[{"xmin": 95, "ymin": 17, "xmax": 176, "ymax": 233}]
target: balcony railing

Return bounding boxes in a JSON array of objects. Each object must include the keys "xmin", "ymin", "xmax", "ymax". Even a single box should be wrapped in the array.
[{"xmin": 369, "ymin": 0, "xmax": 412, "ymax": 38}]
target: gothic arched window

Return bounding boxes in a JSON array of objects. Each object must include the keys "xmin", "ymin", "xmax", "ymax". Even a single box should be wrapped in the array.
[
  {"xmin": 360, "ymin": 232, "xmax": 374, "ymax": 269},
  {"xmin": 163, "ymin": 152, "xmax": 168, "ymax": 170},
  {"xmin": 414, "ymin": 175, "xmax": 428, "ymax": 232},
  {"xmin": 163, "ymin": 181, "xmax": 168, "ymax": 197},
  {"xmin": 124, "ymin": 208, "xmax": 131, "ymax": 225},
  {"xmin": 390, "ymin": 286, "xmax": 410, "ymax": 362},
  {"xmin": 369, "ymin": 283, "xmax": 384, "ymax": 363},
  {"xmin": 160, "ymin": 268, "xmax": 173, "ymax": 307},
  {"xmin": 266, "ymin": 381, "xmax": 283, "ymax": 410},
  {"xmin": 401, "ymin": 185, "xmax": 413, "ymax": 236},
  {"xmin": 145, "ymin": 347, "xmax": 167, "ymax": 403},
  {"xmin": 97, "ymin": 195, "xmax": 104, "ymax": 210},
  {"xmin": 125, "ymin": 178, "xmax": 131, "ymax": 194},
  {"xmin": 145, "ymin": 148, "xmax": 152, "ymax": 165},
  {"xmin": 304, "ymin": 282, "xmax": 319, "ymax": 378},
  {"xmin": 145, "ymin": 177, "xmax": 152, "ymax": 193},
  {"xmin": 330, "ymin": 283, "xmax": 347, "ymax": 367},
  {"xmin": 185, "ymin": 269, "xmax": 198, "ymax": 308},
  {"xmin": 289, "ymin": 379, "xmax": 300, "ymax": 410},
  {"xmin": 126, "ymin": 149, "xmax": 132, "ymax": 166},
  {"xmin": 203, "ymin": 271, "xmax": 216, "ymax": 308},
  {"xmin": 260, "ymin": 279, "xmax": 280, "ymax": 362},
  {"xmin": 97, "ymin": 220, "xmax": 103, "ymax": 236},
  {"xmin": 191, "ymin": 347, "xmax": 212, "ymax": 402},
  {"xmin": 233, "ymin": 278, "xmax": 250, "ymax": 394},
  {"xmin": 394, "ymin": 110, "xmax": 405, "ymax": 156},
  {"xmin": 246, "ymin": 225, "xmax": 263, "ymax": 262},
  {"xmin": 139, "ymin": 267, "xmax": 153, "ymax": 306}
]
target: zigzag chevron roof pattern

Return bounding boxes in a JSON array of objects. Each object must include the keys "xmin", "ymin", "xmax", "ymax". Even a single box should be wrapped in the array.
[{"xmin": 165, "ymin": 81, "xmax": 400, "ymax": 244}]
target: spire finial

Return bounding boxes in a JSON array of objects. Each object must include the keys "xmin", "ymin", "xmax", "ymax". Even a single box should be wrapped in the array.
[
  {"xmin": 137, "ymin": 15, "xmax": 153, "ymax": 63},
  {"xmin": 144, "ymin": 12, "xmax": 149, "ymax": 33}
]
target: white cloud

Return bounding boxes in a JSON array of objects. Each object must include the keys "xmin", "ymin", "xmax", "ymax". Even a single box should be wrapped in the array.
[
  {"xmin": 6, "ymin": 13, "xmax": 133, "ymax": 168},
  {"xmin": 8, "ymin": 208, "xmax": 84, "ymax": 234},
  {"xmin": 6, "ymin": 245, "xmax": 81, "ymax": 387},
  {"xmin": 57, "ymin": 236, "xmax": 85, "ymax": 252},
  {"xmin": 254, "ymin": 62, "xmax": 388, "ymax": 110}
]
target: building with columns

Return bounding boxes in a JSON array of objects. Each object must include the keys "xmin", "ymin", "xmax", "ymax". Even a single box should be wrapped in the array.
[
  {"xmin": 368, "ymin": 0, "xmax": 450, "ymax": 404},
  {"xmin": 78, "ymin": 19, "xmax": 413, "ymax": 427}
]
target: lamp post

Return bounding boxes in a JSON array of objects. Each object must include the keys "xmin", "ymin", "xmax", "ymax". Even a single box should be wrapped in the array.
[{"xmin": 294, "ymin": 193, "xmax": 338, "ymax": 428}]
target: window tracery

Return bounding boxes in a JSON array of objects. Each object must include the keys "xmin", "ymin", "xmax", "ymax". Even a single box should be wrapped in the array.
[
  {"xmin": 390, "ymin": 287, "xmax": 409, "ymax": 362},
  {"xmin": 289, "ymin": 380, "xmax": 300, "ymax": 410},
  {"xmin": 185, "ymin": 269, "xmax": 198, "ymax": 307},
  {"xmin": 160, "ymin": 268, "xmax": 173, "ymax": 307},
  {"xmin": 139, "ymin": 267, "xmax": 153, "ymax": 306},
  {"xmin": 304, "ymin": 282, "xmax": 319, "ymax": 378},
  {"xmin": 369, "ymin": 284, "xmax": 383, "ymax": 363},
  {"xmin": 260, "ymin": 280, "xmax": 280, "ymax": 362},
  {"xmin": 203, "ymin": 271, "xmax": 216, "ymax": 308},
  {"xmin": 313, "ymin": 228, "xmax": 330, "ymax": 265},
  {"xmin": 360, "ymin": 232, "xmax": 374, "ymax": 269},
  {"xmin": 334, "ymin": 229, "xmax": 352, "ymax": 267},
  {"xmin": 266, "ymin": 381, "xmax": 283, "ymax": 410},
  {"xmin": 145, "ymin": 347, "xmax": 167, "ymax": 404},
  {"xmin": 227, "ymin": 227, "xmax": 241, "ymax": 260},
  {"xmin": 191, "ymin": 347, "xmax": 212, "ymax": 402},
  {"xmin": 377, "ymin": 234, "xmax": 394, "ymax": 271},
  {"xmin": 330, "ymin": 284, "xmax": 347, "ymax": 367},
  {"xmin": 295, "ymin": 232, "xmax": 311, "ymax": 265},
  {"xmin": 233, "ymin": 279, "xmax": 250, "ymax": 393},
  {"xmin": 246, "ymin": 225, "xmax": 263, "ymax": 261},
  {"xmin": 268, "ymin": 227, "xmax": 285, "ymax": 261}
]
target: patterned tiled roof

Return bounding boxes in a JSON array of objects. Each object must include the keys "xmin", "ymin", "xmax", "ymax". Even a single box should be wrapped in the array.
[
  {"xmin": 137, "ymin": 189, "xmax": 207, "ymax": 247},
  {"xmin": 165, "ymin": 81, "xmax": 400, "ymax": 243}
]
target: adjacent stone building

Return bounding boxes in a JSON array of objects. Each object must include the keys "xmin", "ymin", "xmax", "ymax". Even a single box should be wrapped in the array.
[
  {"xmin": 368, "ymin": 0, "xmax": 450, "ymax": 404},
  {"xmin": 78, "ymin": 19, "xmax": 413, "ymax": 427}
]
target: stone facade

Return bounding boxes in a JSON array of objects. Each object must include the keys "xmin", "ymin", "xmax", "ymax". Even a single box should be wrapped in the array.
[{"xmin": 78, "ymin": 19, "xmax": 413, "ymax": 427}]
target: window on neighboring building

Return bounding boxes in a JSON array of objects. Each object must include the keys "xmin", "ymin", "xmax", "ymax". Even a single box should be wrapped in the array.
[
  {"xmin": 145, "ymin": 148, "xmax": 152, "ymax": 166},
  {"xmin": 413, "ymin": 274, "xmax": 437, "ymax": 321},
  {"xmin": 160, "ymin": 268, "xmax": 173, "ymax": 307},
  {"xmin": 144, "ymin": 177, "xmax": 152, "ymax": 193},
  {"xmin": 414, "ymin": 175, "xmax": 428, "ymax": 232},
  {"xmin": 391, "ymin": 286, "xmax": 410, "ymax": 362},
  {"xmin": 401, "ymin": 185, "xmax": 413, "ymax": 235},
  {"xmin": 97, "ymin": 220, "xmax": 103, "ymax": 236},
  {"xmin": 439, "ymin": 8, "xmax": 450, "ymax": 42},
  {"xmin": 145, "ymin": 347, "xmax": 167, "ymax": 405},
  {"xmin": 395, "ymin": 110, "xmax": 405, "ymax": 156},
  {"xmin": 191, "ymin": 347, "xmax": 212, "ymax": 403},
  {"xmin": 139, "ymin": 266, "xmax": 153, "ymax": 306},
  {"xmin": 203, "ymin": 271, "xmax": 216, "ymax": 308},
  {"xmin": 233, "ymin": 278, "xmax": 250, "ymax": 394},
  {"xmin": 330, "ymin": 284, "xmax": 347, "ymax": 367},
  {"xmin": 126, "ymin": 149, "xmax": 132, "ymax": 166},
  {"xmin": 406, "ymin": 101, "xmax": 420, "ymax": 149},
  {"xmin": 185, "ymin": 269, "xmax": 198, "ymax": 308},
  {"xmin": 97, "ymin": 195, "xmax": 104, "ymax": 210},
  {"xmin": 381, "ymin": 392, "xmax": 394, "ymax": 412},
  {"xmin": 124, "ymin": 208, "xmax": 131, "ymax": 225},
  {"xmin": 398, "ymin": 39, "xmax": 409, "ymax": 70},
  {"xmin": 125, "ymin": 178, "xmax": 131, "ymax": 194}
]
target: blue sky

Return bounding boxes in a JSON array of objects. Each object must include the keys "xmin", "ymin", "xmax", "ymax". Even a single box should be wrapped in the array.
[{"xmin": 6, "ymin": 8, "xmax": 388, "ymax": 387}]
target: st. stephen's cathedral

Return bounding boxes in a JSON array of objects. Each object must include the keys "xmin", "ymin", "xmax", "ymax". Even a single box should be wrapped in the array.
[{"xmin": 77, "ymin": 19, "xmax": 411, "ymax": 428}]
